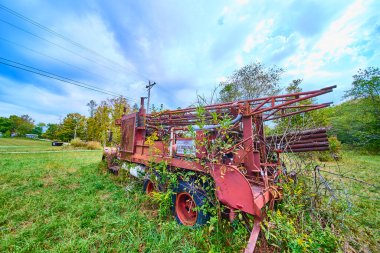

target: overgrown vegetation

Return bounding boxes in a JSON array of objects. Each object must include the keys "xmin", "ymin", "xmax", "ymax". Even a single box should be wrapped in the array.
[{"xmin": 70, "ymin": 138, "xmax": 102, "ymax": 150}]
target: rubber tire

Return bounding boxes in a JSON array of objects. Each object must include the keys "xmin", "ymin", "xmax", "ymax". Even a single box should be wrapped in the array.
[
  {"xmin": 172, "ymin": 180, "xmax": 210, "ymax": 227},
  {"xmin": 143, "ymin": 179, "xmax": 154, "ymax": 194},
  {"xmin": 143, "ymin": 178, "xmax": 165, "ymax": 194}
]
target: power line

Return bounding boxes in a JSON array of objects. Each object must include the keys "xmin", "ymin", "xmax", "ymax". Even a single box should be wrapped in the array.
[
  {"xmin": 0, "ymin": 60, "xmax": 118, "ymax": 97},
  {"xmin": 0, "ymin": 36, "xmax": 114, "ymax": 84},
  {"xmin": 0, "ymin": 3, "xmax": 150, "ymax": 81},
  {"xmin": 0, "ymin": 56, "xmax": 119, "ymax": 95},
  {"xmin": 0, "ymin": 18, "xmax": 129, "ymax": 76},
  {"xmin": 0, "ymin": 36, "xmax": 136, "ymax": 102},
  {"xmin": 0, "ymin": 57, "xmax": 138, "ymax": 99}
]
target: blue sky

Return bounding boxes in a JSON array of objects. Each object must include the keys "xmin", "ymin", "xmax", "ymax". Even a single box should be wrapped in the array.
[{"xmin": 0, "ymin": 0, "xmax": 379, "ymax": 123}]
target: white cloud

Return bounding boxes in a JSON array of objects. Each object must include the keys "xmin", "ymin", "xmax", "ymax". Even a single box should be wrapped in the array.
[
  {"xmin": 235, "ymin": 54, "xmax": 244, "ymax": 67},
  {"xmin": 236, "ymin": 0, "xmax": 249, "ymax": 5},
  {"xmin": 285, "ymin": 0, "xmax": 374, "ymax": 84},
  {"xmin": 243, "ymin": 19, "xmax": 274, "ymax": 53}
]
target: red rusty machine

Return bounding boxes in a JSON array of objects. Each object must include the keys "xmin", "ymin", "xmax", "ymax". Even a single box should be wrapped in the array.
[{"xmin": 103, "ymin": 85, "xmax": 336, "ymax": 252}]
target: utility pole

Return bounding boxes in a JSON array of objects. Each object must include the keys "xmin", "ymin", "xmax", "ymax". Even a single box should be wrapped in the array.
[{"xmin": 146, "ymin": 80, "xmax": 156, "ymax": 113}]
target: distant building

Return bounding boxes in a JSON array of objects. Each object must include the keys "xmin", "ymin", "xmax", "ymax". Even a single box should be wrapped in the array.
[{"xmin": 25, "ymin": 134, "xmax": 38, "ymax": 139}]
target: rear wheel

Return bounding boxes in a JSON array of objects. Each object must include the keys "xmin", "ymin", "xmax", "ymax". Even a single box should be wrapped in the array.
[
  {"xmin": 143, "ymin": 179, "xmax": 156, "ymax": 195},
  {"xmin": 173, "ymin": 180, "xmax": 210, "ymax": 226}
]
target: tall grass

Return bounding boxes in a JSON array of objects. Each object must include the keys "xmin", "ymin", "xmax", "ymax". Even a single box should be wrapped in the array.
[{"xmin": 70, "ymin": 138, "xmax": 102, "ymax": 150}]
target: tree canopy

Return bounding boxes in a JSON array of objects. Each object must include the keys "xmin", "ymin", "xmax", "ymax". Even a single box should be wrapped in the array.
[{"xmin": 219, "ymin": 62, "xmax": 283, "ymax": 102}]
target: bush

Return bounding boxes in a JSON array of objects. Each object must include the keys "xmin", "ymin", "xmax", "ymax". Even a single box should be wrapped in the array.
[
  {"xmin": 86, "ymin": 141, "xmax": 102, "ymax": 150},
  {"xmin": 70, "ymin": 138, "xmax": 102, "ymax": 150},
  {"xmin": 328, "ymin": 136, "xmax": 342, "ymax": 157},
  {"xmin": 263, "ymin": 178, "xmax": 340, "ymax": 252},
  {"xmin": 70, "ymin": 138, "xmax": 86, "ymax": 148},
  {"xmin": 317, "ymin": 136, "xmax": 343, "ymax": 162}
]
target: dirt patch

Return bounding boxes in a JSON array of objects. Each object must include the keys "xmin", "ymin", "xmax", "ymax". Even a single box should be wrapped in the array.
[
  {"xmin": 29, "ymin": 189, "xmax": 42, "ymax": 196},
  {"xmin": 66, "ymin": 183, "xmax": 80, "ymax": 190},
  {"xmin": 20, "ymin": 220, "xmax": 33, "ymax": 229},
  {"xmin": 100, "ymin": 193, "xmax": 111, "ymax": 200},
  {"xmin": 43, "ymin": 174, "xmax": 54, "ymax": 187},
  {"xmin": 67, "ymin": 167, "xmax": 77, "ymax": 173}
]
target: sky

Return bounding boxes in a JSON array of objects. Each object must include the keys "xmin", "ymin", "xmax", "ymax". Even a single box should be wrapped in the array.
[{"xmin": 0, "ymin": 0, "xmax": 379, "ymax": 124}]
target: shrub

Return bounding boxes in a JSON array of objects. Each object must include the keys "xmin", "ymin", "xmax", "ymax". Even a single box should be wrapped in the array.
[
  {"xmin": 70, "ymin": 138, "xmax": 86, "ymax": 148},
  {"xmin": 86, "ymin": 141, "xmax": 102, "ymax": 150},
  {"xmin": 317, "ymin": 136, "xmax": 343, "ymax": 162},
  {"xmin": 263, "ymin": 178, "xmax": 340, "ymax": 252},
  {"xmin": 328, "ymin": 136, "xmax": 342, "ymax": 157}
]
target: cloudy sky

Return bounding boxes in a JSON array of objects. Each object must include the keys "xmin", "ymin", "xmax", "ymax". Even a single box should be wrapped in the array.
[{"xmin": 0, "ymin": 0, "xmax": 379, "ymax": 123}]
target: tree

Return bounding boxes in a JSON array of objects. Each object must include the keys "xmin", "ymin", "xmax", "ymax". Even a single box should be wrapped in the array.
[
  {"xmin": 344, "ymin": 67, "xmax": 380, "ymax": 103},
  {"xmin": 273, "ymin": 80, "xmax": 329, "ymax": 134},
  {"xmin": 219, "ymin": 62, "xmax": 283, "ymax": 102},
  {"xmin": 108, "ymin": 96, "xmax": 131, "ymax": 144},
  {"xmin": 32, "ymin": 122, "xmax": 46, "ymax": 137},
  {"xmin": 344, "ymin": 67, "xmax": 380, "ymax": 121},
  {"xmin": 286, "ymin": 79, "xmax": 303, "ymax": 93},
  {"xmin": 9, "ymin": 115, "xmax": 35, "ymax": 136},
  {"xmin": 42, "ymin": 123, "xmax": 59, "ymax": 140},
  {"xmin": 334, "ymin": 67, "xmax": 380, "ymax": 151},
  {"xmin": 0, "ymin": 117, "xmax": 11, "ymax": 136},
  {"xmin": 87, "ymin": 100, "xmax": 98, "ymax": 118},
  {"xmin": 57, "ymin": 113, "xmax": 86, "ymax": 141}
]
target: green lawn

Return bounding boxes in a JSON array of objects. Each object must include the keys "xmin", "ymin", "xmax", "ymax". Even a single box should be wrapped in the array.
[
  {"xmin": 0, "ymin": 138, "xmax": 378, "ymax": 252},
  {"xmin": 0, "ymin": 138, "xmax": 59, "ymax": 152}
]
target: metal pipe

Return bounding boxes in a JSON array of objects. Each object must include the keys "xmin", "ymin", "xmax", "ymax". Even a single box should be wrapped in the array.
[
  {"xmin": 191, "ymin": 114, "xmax": 242, "ymax": 131},
  {"xmin": 169, "ymin": 127, "xmax": 174, "ymax": 157}
]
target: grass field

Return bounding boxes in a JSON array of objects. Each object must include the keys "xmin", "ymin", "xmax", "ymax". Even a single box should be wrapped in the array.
[
  {"xmin": 0, "ymin": 138, "xmax": 246, "ymax": 252},
  {"xmin": 0, "ymin": 138, "xmax": 379, "ymax": 252},
  {"xmin": 321, "ymin": 151, "xmax": 380, "ymax": 252}
]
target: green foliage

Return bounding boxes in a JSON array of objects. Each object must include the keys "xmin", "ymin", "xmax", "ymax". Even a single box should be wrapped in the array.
[
  {"xmin": 31, "ymin": 122, "xmax": 46, "ymax": 137},
  {"xmin": 219, "ymin": 61, "xmax": 283, "ymax": 102},
  {"xmin": 344, "ymin": 67, "xmax": 380, "ymax": 103},
  {"xmin": 42, "ymin": 123, "xmax": 59, "ymax": 140},
  {"xmin": 327, "ymin": 98, "xmax": 380, "ymax": 152},
  {"xmin": 274, "ymin": 80, "xmax": 329, "ymax": 134},
  {"xmin": 87, "ymin": 96, "xmax": 131, "ymax": 145},
  {"xmin": 0, "ymin": 117, "xmax": 11, "ymax": 135},
  {"xmin": 316, "ymin": 136, "xmax": 343, "ymax": 162},
  {"xmin": 57, "ymin": 113, "xmax": 86, "ymax": 142},
  {"xmin": 327, "ymin": 136, "xmax": 342, "ymax": 158},
  {"xmin": 330, "ymin": 66, "xmax": 380, "ymax": 152},
  {"xmin": 263, "ymin": 178, "xmax": 340, "ymax": 252},
  {"xmin": 7, "ymin": 115, "xmax": 35, "ymax": 136}
]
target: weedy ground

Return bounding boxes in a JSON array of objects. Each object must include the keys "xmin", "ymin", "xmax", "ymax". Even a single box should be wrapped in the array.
[{"xmin": 0, "ymin": 138, "xmax": 378, "ymax": 252}]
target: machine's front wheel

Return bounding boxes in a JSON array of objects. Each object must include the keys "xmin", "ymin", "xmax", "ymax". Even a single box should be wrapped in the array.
[{"xmin": 173, "ymin": 180, "xmax": 210, "ymax": 226}]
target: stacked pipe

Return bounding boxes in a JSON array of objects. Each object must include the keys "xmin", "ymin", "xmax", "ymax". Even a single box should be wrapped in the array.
[{"xmin": 267, "ymin": 128, "xmax": 330, "ymax": 153}]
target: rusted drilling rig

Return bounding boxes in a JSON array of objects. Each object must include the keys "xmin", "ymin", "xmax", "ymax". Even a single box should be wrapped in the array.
[{"xmin": 103, "ymin": 85, "xmax": 336, "ymax": 252}]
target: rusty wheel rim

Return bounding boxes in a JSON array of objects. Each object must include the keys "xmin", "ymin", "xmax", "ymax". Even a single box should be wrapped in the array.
[
  {"xmin": 175, "ymin": 192, "xmax": 198, "ymax": 226},
  {"xmin": 145, "ymin": 180, "xmax": 155, "ymax": 194}
]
